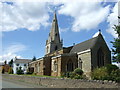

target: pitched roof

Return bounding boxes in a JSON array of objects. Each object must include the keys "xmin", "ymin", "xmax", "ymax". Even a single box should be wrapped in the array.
[
  {"xmin": 14, "ymin": 59, "xmax": 31, "ymax": 64},
  {"xmin": 70, "ymin": 34, "xmax": 101, "ymax": 53}
]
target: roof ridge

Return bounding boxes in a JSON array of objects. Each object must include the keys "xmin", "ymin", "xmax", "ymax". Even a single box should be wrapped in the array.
[{"xmin": 74, "ymin": 36, "xmax": 98, "ymax": 47}]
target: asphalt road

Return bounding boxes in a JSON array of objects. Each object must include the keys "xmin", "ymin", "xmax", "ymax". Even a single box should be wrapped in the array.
[{"xmin": 1, "ymin": 78, "xmax": 47, "ymax": 88}]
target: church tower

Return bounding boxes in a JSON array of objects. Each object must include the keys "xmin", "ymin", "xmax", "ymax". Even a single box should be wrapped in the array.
[{"xmin": 45, "ymin": 12, "xmax": 63, "ymax": 54}]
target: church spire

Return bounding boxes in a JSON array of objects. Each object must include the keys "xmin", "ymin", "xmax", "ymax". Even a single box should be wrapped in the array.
[
  {"xmin": 48, "ymin": 11, "xmax": 60, "ymax": 42},
  {"xmin": 45, "ymin": 12, "xmax": 63, "ymax": 54}
]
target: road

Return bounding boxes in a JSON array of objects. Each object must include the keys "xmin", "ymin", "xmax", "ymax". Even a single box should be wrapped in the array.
[{"xmin": 1, "ymin": 78, "xmax": 47, "ymax": 88}]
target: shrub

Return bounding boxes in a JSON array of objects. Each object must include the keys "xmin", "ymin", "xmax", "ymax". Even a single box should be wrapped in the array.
[
  {"xmin": 17, "ymin": 69, "xmax": 24, "ymax": 75},
  {"xmin": 74, "ymin": 75, "xmax": 84, "ymax": 79},
  {"xmin": 17, "ymin": 67, "xmax": 24, "ymax": 75},
  {"xmin": 106, "ymin": 64, "xmax": 119, "ymax": 74},
  {"xmin": 74, "ymin": 68, "xmax": 83, "ymax": 75},
  {"xmin": 92, "ymin": 67, "xmax": 108, "ymax": 80},
  {"xmin": 69, "ymin": 72, "xmax": 76, "ymax": 79},
  {"xmin": 2, "ymin": 68, "xmax": 4, "ymax": 74},
  {"xmin": 26, "ymin": 71, "xmax": 33, "ymax": 74},
  {"xmin": 65, "ymin": 72, "xmax": 71, "ymax": 78},
  {"xmin": 8, "ymin": 67, "xmax": 13, "ymax": 74},
  {"xmin": 115, "ymin": 77, "xmax": 120, "ymax": 83}
]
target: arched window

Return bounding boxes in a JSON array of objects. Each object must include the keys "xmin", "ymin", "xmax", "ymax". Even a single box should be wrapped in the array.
[
  {"xmin": 55, "ymin": 46, "xmax": 58, "ymax": 50},
  {"xmin": 78, "ymin": 58, "xmax": 82, "ymax": 69},
  {"xmin": 97, "ymin": 48, "xmax": 104, "ymax": 67},
  {"xmin": 53, "ymin": 61, "xmax": 58, "ymax": 72},
  {"xmin": 46, "ymin": 46, "xmax": 49, "ymax": 53},
  {"xmin": 67, "ymin": 60, "xmax": 73, "ymax": 72}
]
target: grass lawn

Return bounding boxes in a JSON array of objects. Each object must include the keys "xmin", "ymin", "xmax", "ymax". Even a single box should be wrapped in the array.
[{"xmin": 9, "ymin": 74, "xmax": 62, "ymax": 78}]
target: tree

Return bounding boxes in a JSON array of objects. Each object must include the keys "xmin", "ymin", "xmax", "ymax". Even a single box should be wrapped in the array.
[
  {"xmin": 8, "ymin": 59, "xmax": 13, "ymax": 67},
  {"xmin": 32, "ymin": 56, "xmax": 36, "ymax": 61},
  {"xmin": 4, "ymin": 60, "xmax": 7, "ymax": 65},
  {"xmin": 111, "ymin": 17, "xmax": 120, "ymax": 63}
]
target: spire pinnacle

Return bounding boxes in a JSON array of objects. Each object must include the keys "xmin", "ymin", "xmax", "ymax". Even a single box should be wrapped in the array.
[{"xmin": 53, "ymin": 11, "xmax": 57, "ymax": 22}]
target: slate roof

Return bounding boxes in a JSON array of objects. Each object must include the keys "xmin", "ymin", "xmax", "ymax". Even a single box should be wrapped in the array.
[
  {"xmin": 70, "ymin": 34, "xmax": 100, "ymax": 53},
  {"xmin": 14, "ymin": 59, "xmax": 31, "ymax": 64}
]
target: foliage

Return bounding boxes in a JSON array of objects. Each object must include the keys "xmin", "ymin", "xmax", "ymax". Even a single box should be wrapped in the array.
[
  {"xmin": 92, "ymin": 64, "xmax": 120, "ymax": 82},
  {"xmin": 8, "ymin": 59, "xmax": 13, "ymax": 67},
  {"xmin": 4, "ymin": 61, "xmax": 7, "ymax": 64},
  {"xmin": 74, "ymin": 68, "xmax": 83, "ymax": 75},
  {"xmin": 26, "ymin": 71, "xmax": 33, "ymax": 74},
  {"xmin": 106, "ymin": 64, "xmax": 119, "ymax": 74},
  {"xmin": 2, "ymin": 67, "xmax": 4, "ymax": 74},
  {"xmin": 32, "ymin": 56, "xmax": 36, "ymax": 61},
  {"xmin": 92, "ymin": 67, "xmax": 108, "ymax": 80},
  {"xmin": 62, "ymin": 68, "xmax": 85, "ymax": 79},
  {"xmin": 17, "ymin": 66, "xmax": 24, "ymax": 75},
  {"xmin": 74, "ymin": 75, "xmax": 84, "ymax": 79},
  {"xmin": 8, "ymin": 67, "xmax": 13, "ymax": 74},
  {"xmin": 111, "ymin": 23, "xmax": 120, "ymax": 63}
]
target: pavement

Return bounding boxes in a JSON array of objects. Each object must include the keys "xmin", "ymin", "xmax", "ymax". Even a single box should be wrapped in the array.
[{"xmin": 1, "ymin": 78, "xmax": 48, "ymax": 88}]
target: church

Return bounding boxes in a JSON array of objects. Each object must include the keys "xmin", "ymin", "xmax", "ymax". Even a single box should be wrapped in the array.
[{"xmin": 29, "ymin": 13, "xmax": 111, "ymax": 78}]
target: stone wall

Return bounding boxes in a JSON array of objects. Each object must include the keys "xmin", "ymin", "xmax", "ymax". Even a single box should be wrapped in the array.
[
  {"xmin": 77, "ymin": 50, "xmax": 91, "ymax": 78},
  {"xmin": 2, "ymin": 74, "xmax": 119, "ymax": 88}
]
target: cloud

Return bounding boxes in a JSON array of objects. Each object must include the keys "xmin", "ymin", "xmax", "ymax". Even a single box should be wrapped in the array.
[
  {"xmin": 106, "ymin": 2, "xmax": 118, "ymax": 38},
  {"xmin": 59, "ymin": 27, "xmax": 69, "ymax": 33},
  {"xmin": 0, "ymin": 2, "xmax": 50, "ymax": 32},
  {"xmin": 0, "ymin": 53, "xmax": 22, "ymax": 62},
  {"xmin": 0, "ymin": 43, "xmax": 27, "ymax": 62},
  {"xmin": 58, "ymin": 1, "xmax": 110, "ymax": 32}
]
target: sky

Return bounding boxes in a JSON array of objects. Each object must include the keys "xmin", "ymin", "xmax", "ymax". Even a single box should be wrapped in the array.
[{"xmin": 0, "ymin": 0, "xmax": 120, "ymax": 62}]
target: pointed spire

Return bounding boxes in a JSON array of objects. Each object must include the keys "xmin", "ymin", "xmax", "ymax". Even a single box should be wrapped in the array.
[
  {"xmin": 48, "ymin": 11, "xmax": 60, "ymax": 42},
  {"xmin": 45, "ymin": 12, "xmax": 62, "ymax": 54},
  {"xmin": 53, "ymin": 10, "xmax": 57, "ymax": 21}
]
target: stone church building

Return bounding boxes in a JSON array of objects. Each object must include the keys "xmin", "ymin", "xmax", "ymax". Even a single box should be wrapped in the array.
[{"xmin": 29, "ymin": 13, "xmax": 111, "ymax": 77}]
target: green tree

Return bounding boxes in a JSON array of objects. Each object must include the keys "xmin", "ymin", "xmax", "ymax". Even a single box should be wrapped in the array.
[
  {"xmin": 4, "ymin": 60, "xmax": 7, "ymax": 64},
  {"xmin": 111, "ymin": 17, "xmax": 120, "ymax": 63},
  {"xmin": 32, "ymin": 56, "xmax": 36, "ymax": 61},
  {"xmin": 8, "ymin": 59, "xmax": 13, "ymax": 67}
]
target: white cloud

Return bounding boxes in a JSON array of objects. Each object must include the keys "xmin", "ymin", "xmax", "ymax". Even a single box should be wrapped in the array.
[
  {"xmin": 3, "ymin": 43, "xmax": 27, "ymax": 54},
  {"xmin": 106, "ymin": 2, "xmax": 118, "ymax": 38},
  {"xmin": 0, "ymin": 2, "xmax": 50, "ymax": 32},
  {"xmin": 0, "ymin": 43, "xmax": 26, "ymax": 62},
  {"xmin": 0, "ymin": 53, "xmax": 22, "ymax": 62},
  {"xmin": 59, "ymin": 27, "xmax": 69, "ymax": 33},
  {"xmin": 58, "ymin": 1, "xmax": 110, "ymax": 32}
]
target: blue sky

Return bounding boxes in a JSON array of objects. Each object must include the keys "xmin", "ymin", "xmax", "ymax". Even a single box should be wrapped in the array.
[{"xmin": 0, "ymin": 1, "xmax": 119, "ymax": 62}]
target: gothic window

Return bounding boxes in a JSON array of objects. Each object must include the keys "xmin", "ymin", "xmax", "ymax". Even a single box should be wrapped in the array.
[
  {"xmin": 97, "ymin": 48, "xmax": 104, "ymax": 67},
  {"xmin": 53, "ymin": 61, "xmax": 58, "ymax": 72},
  {"xmin": 47, "ymin": 46, "xmax": 49, "ymax": 53},
  {"xmin": 55, "ymin": 46, "xmax": 58, "ymax": 50},
  {"xmin": 78, "ymin": 58, "xmax": 82, "ymax": 69},
  {"xmin": 67, "ymin": 60, "xmax": 73, "ymax": 72}
]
